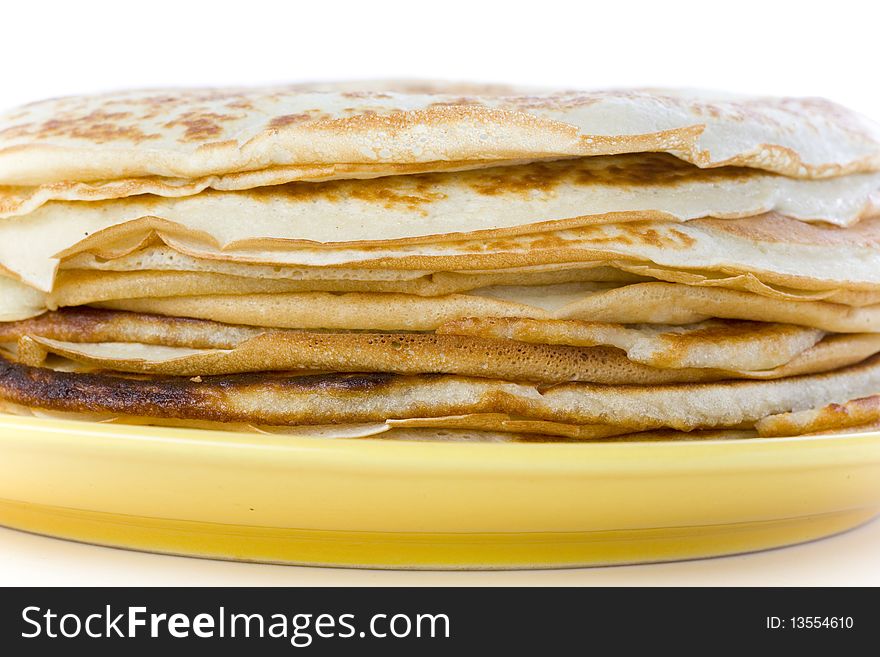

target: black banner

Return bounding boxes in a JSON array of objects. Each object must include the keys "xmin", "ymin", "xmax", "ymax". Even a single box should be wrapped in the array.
[{"xmin": 0, "ymin": 587, "xmax": 874, "ymax": 653}]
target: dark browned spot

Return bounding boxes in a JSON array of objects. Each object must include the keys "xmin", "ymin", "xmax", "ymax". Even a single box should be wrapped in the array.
[
  {"xmin": 0, "ymin": 353, "xmax": 416, "ymax": 422},
  {"xmin": 497, "ymin": 93, "xmax": 604, "ymax": 111},
  {"xmin": 463, "ymin": 153, "xmax": 757, "ymax": 198},
  {"xmin": 0, "ymin": 123, "xmax": 34, "ymax": 139},
  {"xmin": 241, "ymin": 174, "xmax": 447, "ymax": 212},
  {"xmin": 346, "ymin": 183, "xmax": 446, "ymax": 211},
  {"xmin": 13, "ymin": 110, "xmax": 160, "ymax": 144},
  {"xmin": 267, "ymin": 113, "xmax": 312, "ymax": 129},
  {"xmin": 0, "ymin": 354, "xmax": 203, "ymax": 418},
  {"xmin": 598, "ymin": 154, "xmax": 756, "ymax": 186},
  {"xmin": 226, "ymin": 99, "xmax": 255, "ymax": 111},
  {"xmin": 163, "ymin": 111, "xmax": 243, "ymax": 142},
  {"xmin": 467, "ymin": 161, "xmax": 563, "ymax": 196},
  {"xmin": 213, "ymin": 370, "xmax": 400, "ymax": 392},
  {"xmin": 615, "ymin": 223, "xmax": 696, "ymax": 249}
]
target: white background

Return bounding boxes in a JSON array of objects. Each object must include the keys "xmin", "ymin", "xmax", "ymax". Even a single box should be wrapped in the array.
[{"xmin": 1, "ymin": 0, "xmax": 879, "ymax": 585}]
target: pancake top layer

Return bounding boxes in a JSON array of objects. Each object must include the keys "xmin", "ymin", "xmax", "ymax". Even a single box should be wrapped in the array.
[{"xmin": 1, "ymin": 85, "xmax": 878, "ymax": 186}]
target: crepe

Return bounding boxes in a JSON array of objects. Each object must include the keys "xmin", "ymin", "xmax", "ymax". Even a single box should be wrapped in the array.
[
  {"xmin": 0, "ymin": 395, "xmax": 628, "ymax": 441},
  {"xmin": 7, "ymin": 305, "xmax": 878, "ymax": 382},
  {"xmin": 56, "ymin": 245, "xmax": 880, "ymax": 305},
  {"xmin": 3, "ymin": 153, "xmax": 878, "ymax": 228},
  {"xmin": 0, "ymin": 159, "xmax": 537, "ymax": 220},
  {"xmin": 90, "ymin": 283, "xmax": 880, "ymax": 333},
  {"xmin": 5, "ymin": 257, "xmax": 879, "ymax": 327},
  {"xmin": 756, "ymin": 395, "xmax": 880, "ymax": 437},
  {"xmin": 437, "ymin": 317, "xmax": 824, "ymax": 369},
  {"xmin": 52, "ymin": 249, "xmax": 880, "ymax": 312},
  {"xmin": 2, "ymin": 86, "xmax": 878, "ymax": 191},
  {"xmin": 0, "ymin": 308, "xmax": 833, "ymax": 367},
  {"xmin": 3, "ymin": 351, "xmax": 880, "ymax": 429},
  {"xmin": 0, "ymin": 397, "xmax": 588, "ymax": 442},
  {"xmin": 4, "ymin": 169, "xmax": 880, "ymax": 294},
  {"xmin": 20, "ymin": 331, "xmax": 880, "ymax": 384},
  {"xmin": 0, "ymin": 395, "xmax": 768, "ymax": 442},
  {"xmin": 44, "ymin": 267, "xmax": 647, "ymax": 310},
  {"xmin": 6, "ymin": 181, "xmax": 880, "ymax": 292},
  {"xmin": 553, "ymin": 283, "xmax": 880, "ymax": 332},
  {"xmin": 0, "ymin": 274, "xmax": 46, "ymax": 321},
  {"xmin": 610, "ymin": 264, "xmax": 880, "ymax": 306},
  {"xmin": 25, "ymin": 212, "xmax": 880, "ymax": 297}
]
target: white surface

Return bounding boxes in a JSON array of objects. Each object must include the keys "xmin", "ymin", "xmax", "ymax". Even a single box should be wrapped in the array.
[
  {"xmin": 2, "ymin": 0, "xmax": 879, "ymax": 119},
  {"xmin": 1, "ymin": 0, "xmax": 879, "ymax": 585},
  {"xmin": 0, "ymin": 518, "xmax": 878, "ymax": 586}
]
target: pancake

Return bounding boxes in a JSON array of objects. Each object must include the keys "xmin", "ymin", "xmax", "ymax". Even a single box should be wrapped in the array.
[
  {"xmin": 383, "ymin": 415, "xmax": 629, "ymax": 440},
  {"xmin": 6, "ymin": 306, "xmax": 876, "ymax": 382},
  {"xmin": 0, "ymin": 159, "xmax": 534, "ymax": 220},
  {"xmin": 0, "ymin": 275, "xmax": 45, "ymax": 321},
  {"xmin": 91, "ymin": 283, "xmax": 880, "ymax": 333},
  {"xmin": 23, "ymin": 334, "xmax": 731, "ymax": 384},
  {"xmin": 0, "ymin": 308, "xmax": 265, "ymax": 349},
  {"xmin": 51, "ymin": 215, "xmax": 880, "ymax": 292},
  {"xmin": 5, "ymin": 265, "xmax": 879, "ymax": 324},
  {"xmin": 611, "ymin": 264, "xmax": 880, "ymax": 306},
  {"xmin": 756, "ymin": 394, "xmax": 880, "ymax": 437},
  {"xmin": 437, "ymin": 317, "xmax": 824, "ymax": 369},
  {"xmin": 57, "ymin": 250, "xmax": 880, "ymax": 306},
  {"xmin": 2, "ymin": 352, "xmax": 880, "ymax": 430},
  {"xmin": 2, "ymin": 86, "xmax": 877, "ymax": 189},
  {"xmin": 550, "ymin": 283, "xmax": 880, "ymax": 332},
  {"xmin": 7, "ymin": 204, "xmax": 880, "ymax": 293},
  {"xmin": 17, "ymin": 330, "xmax": 879, "ymax": 384},
  {"xmin": 0, "ymin": 396, "xmax": 625, "ymax": 441},
  {"xmin": 46, "ymin": 267, "xmax": 642, "ymax": 308},
  {"xmin": 3, "ymin": 153, "xmax": 878, "ymax": 237}
]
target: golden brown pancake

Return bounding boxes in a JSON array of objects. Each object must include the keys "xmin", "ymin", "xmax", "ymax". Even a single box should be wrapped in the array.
[
  {"xmin": 2, "ymin": 86, "xmax": 876, "ymax": 189},
  {"xmin": 3, "ymin": 352, "xmax": 880, "ymax": 430}
]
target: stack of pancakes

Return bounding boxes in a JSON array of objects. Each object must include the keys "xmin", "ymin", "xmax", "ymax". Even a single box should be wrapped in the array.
[{"xmin": 1, "ymin": 83, "xmax": 880, "ymax": 441}]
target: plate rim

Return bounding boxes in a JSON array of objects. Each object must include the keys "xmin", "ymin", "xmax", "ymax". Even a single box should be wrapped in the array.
[{"xmin": 1, "ymin": 410, "xmax": 879, "ymax": 474}]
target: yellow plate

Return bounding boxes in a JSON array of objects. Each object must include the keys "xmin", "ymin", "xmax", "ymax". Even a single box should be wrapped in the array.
[{"xmin": 1, "ymin": 413, "xmax": 879, "ymax": 569}]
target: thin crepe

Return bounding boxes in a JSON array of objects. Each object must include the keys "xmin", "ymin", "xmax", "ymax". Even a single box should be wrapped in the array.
[
  {"xmin": 437, "ymin": 318, "xmax": 824, "ymax": 369},
  {"xmin": 3, "ymin": 154, "xmax": 878, "ymax": 227},
  {"xmin": 7, "ymin": 204, "xmax": 880, "ymax": 293},
  {"xmin": 5, "ymin": 308, "xmax": 874, "ymax": 380},
  {"xmin": 756, "ymin": 394, "xmax": 880, "ymax": 437},
  {"xmin": 3, "ymin": 352, "xmax": 880, "ymax": 429},
  {"xmin": 20, "ymin": 331, "xmax": 880, "ymax": 383},
  {"xmin": 12, "ymin": 213, "xmax": 878, "ymax": 296},
  {"xmin": 0, "ymin": 396, "xmax": 624, "ymax": 440},
  {"xmin": 5, "ymin": 266, "xmax": 876, "ymax": 323},
  {"xmin": 95, "ymin": 283, "xmax": 880, "ymax": 333},
  {"xmin": 0, "ymin": 158, "xmax": 533, "ymax": 219},
  {"xmin": 2, "ymin": 86, "xmax": 878, "ymax": 187},
  {"xmin": 0, "ymin": 275, "xmax": 45, "ymax": 321},
  {"xmin": 58, "ymin": 248, "xmax": 880, "ymax": 306},
  {"xmin": 612, "ymin": 263, "xmax": 880, "ymax": 306},
  {"xmin": 20, "ymin": 331, "xmax": 879, "ymax": 384},
  {"xmin": 46, "ymin": 268, "xmax": 638, "ymax": 308}
]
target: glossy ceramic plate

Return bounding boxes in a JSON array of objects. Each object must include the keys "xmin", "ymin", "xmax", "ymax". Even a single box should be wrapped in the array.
[{"xmin": 0, "ymin": 412, "xmax": 879, "ymax": 569}]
